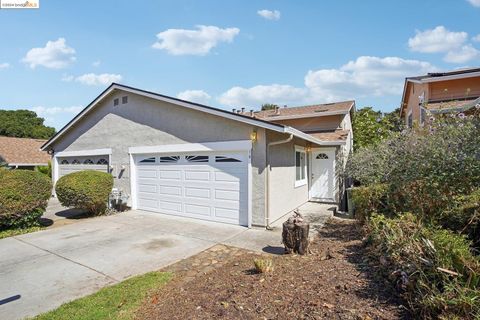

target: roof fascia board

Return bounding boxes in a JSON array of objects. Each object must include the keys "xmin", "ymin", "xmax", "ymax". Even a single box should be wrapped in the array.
[{"xmin": 408, "ymin": 71, "xmax": 480, "ymax": 84}]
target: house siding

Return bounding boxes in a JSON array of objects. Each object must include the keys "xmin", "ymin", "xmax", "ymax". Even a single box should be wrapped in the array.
[
  {"xmin": 266, "ymin": 131, "xmax": 309, "ymax": 224},
  {"xmin": 50, "ymin": 91, "xmax": 267, "ymax": 226}
]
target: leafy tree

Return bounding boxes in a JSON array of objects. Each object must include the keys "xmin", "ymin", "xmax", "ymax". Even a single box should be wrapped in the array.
[
  {"xmin": 352, "ymin": 107, "xmax": 403, "ymax": 150},
  {"xmin": 0, "ymin": 110, "xmax": 55, "ymax": 139},
  {"xmin": 261, "ymin": 103, "xmax": 277, "ymax": 111}
]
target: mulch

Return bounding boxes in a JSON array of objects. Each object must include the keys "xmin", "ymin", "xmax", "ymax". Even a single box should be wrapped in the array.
[{"xmin": 136, "ymin": 218, "xmax": 409, "ymax": 320}]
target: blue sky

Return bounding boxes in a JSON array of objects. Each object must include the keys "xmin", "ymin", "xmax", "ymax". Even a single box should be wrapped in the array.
[{"xmin": 0, "ymin": 0, "xmax": 479, "ymax": 130}]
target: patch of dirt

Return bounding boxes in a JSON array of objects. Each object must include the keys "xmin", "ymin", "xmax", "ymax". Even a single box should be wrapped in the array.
[{"xmin": 136, "ymin": 218, "xmax": 409, "ymax": 320}]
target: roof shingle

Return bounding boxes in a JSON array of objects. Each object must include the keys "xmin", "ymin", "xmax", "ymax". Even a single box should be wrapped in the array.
[
  {"xmin": 0, "ymin": 136, "xmax": 50, "ymax": 165},
  {"xmin": 242, "ymin": 100, "xmax": 354, "ymax": 119}
]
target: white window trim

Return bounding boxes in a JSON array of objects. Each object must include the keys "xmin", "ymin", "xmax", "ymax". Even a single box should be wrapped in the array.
[
  {"xmin": 294, "ymin": 145, "xmax": 307, "ymax": 188},
  {"xmin": 128, "ymin": 140, "xmax": 252, "ymax": 155}
]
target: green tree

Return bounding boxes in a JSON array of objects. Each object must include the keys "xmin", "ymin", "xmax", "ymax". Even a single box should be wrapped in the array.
[
  {"xmin": 0, "ymin": 110, "xmax": 55, "ymax": 139},
  {"xmin": 261, "ymin": 103, "xmax": 277, "ymax": 111},
  {"xmin": 352, "ymin": 107, "xmax": 403, "ymax": 150}
]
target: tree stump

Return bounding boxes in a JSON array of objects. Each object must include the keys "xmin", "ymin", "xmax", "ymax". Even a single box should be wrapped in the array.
[{"xmin": 282, "ymin": 210, "xmax": 310, "ymax": 255}]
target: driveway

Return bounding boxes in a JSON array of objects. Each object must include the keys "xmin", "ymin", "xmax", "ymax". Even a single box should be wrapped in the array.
[
  {"xmin": 0, "ymin": 211, "xmax": 254, "ymax": 320},
  {"xmin": 0, "ymin": 202, "xmax": 332, "ymax": 320}
]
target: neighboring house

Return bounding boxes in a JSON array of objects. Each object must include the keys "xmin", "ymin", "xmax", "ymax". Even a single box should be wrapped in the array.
[
  {"xmin": 400, "ymin": 67, "xmax": 480, "ymax": 127},
  {"xmin": 41, "ymin": 83, "xmax": 354, "ymax": 228},
  {"xmin": 0, "ymin": 136, "xmax": 50, "ymax": 169}
]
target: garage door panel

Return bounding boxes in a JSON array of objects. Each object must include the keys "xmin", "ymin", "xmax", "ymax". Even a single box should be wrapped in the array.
[
  {"xmin": 184, "ymin": 170, "xmax": 210, "ymax": 181},
  {"xmin": 138, "ymin": 169, "xmax": 157, "ymax": 178},
  {"xmin": 138, "ymin": 184, "xmax": 157, "ymax": 193},
  {"xmin": 185, "ymin": 187, "xmax": 210, "ymax": 199},
  {"xmin": 158, "ymin": 185, "xmax": 182, "ymax": 196},
  {"xmin": 159, "ymin": 200, "xmax": 182, "ymax": 213},
  {"xmin": 159, "ymin": 170, "xmax": 182, "ymax": 180},
  {"xmin": 215, "ymin": 189, "xmax": 240, "ymax": 201},
  {"xmin": 185, "ymin": 204, "xmax": 211, "ymax": 216},
  {"xmin": 138, "ymin": 198, "xmax": 158, "ymax": 210},
  {"xmin": 214, "ymin": 171, "xmax": 243, "ymax": 182},
  {"xmin": 214, "ymin": 207, "xmax": 239, "ymax": 221}
]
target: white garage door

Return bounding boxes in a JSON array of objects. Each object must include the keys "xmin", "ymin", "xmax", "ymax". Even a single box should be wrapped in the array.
[
  {"xmin": 57, "ymin": 155, "xmax": 109, "ymax": 179},
  {"xmin": 135, "ymin": 152, "xmax": 248, "ymax": 226}
]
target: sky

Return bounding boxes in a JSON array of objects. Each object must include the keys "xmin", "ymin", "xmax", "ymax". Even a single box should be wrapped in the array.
[{"xmin": 0, "ymin": 0, "xmax": 479, "ymax": 130}]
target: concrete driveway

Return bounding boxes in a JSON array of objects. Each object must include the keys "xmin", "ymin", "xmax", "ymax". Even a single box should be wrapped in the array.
[{"xmin": 0, "ymin": 211, "xmax": 262, "ymax": 320}]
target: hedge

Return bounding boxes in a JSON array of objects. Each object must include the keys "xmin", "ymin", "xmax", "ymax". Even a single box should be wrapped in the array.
[
  {"xmin": 351, "ymin": 184, "xmax": 389, "ymax": 223},
  {"xmin": 55, "ymin": 170, "xmax": 113, "ymax": 215},
  {"xmin": 0, "ymin": 169, "xmax": 52, "ymax": 229}
]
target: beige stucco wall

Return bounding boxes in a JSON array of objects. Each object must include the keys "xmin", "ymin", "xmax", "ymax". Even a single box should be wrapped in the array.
[
  {"xmin": 266, "ymin": 131, "xmax": 309, "ymax": 224},
  {"xmin": 49, "ymin": 90, "xmax": 267, "ymax": 226},
  {"xmin": 404, "ymin": 82, "xmax": 427, "ymax": 125}
]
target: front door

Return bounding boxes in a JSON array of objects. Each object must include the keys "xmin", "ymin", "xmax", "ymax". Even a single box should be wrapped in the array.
[{"xmin": 310, "ymin": 149, "xmax": 336, "ymax": 202}]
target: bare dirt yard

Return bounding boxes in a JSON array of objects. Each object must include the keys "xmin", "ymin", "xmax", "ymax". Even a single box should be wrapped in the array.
[{"xmin": 136, "ymin": 219, "xmax": 409, "ymax": 320}]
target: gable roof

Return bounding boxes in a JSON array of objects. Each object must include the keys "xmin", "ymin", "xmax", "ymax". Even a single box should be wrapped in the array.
[
  {"xmin": 241, "ymin": 100, "xmax": 354, "ymax": 120},
  {"xmin": 41, "ymin": 83, "xmax": 345, "ymax": 151},
  {"xmin": 0, "ymin": 136, "xmax": 50, "ymax": 166},
  {"xmin": 400, "ymin": 67, "xmax": 480, "ymax": 116}
]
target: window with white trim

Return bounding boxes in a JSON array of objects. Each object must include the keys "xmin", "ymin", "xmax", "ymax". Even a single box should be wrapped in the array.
[
  {"xmin": 60, "ymin": 159, "xmax": 69, "ymax": 164},
  {"xmin": 215, "ymin": 156, "xmax": 241, "ymax": 163},
  {"xmin": 83, "ymin": 159, "xmax": 94, "ymax": 164},
  {"xmin": 159, "ymin": 156, "xmax": 180, "ymax": 163},
  {"xmin": 72, "ymin": 159, "xmax": 80, "ymax": 164},
  {"xmin": 139, "ymin": 157, "xmax": 156, "ymax": 164},
  {"xmin": 294, "ymin": 146, "xmax": 307, "ymax": 187},
  {"xmin": 186, "ymin": 155, "xmax": 209, "ymax": 162}
]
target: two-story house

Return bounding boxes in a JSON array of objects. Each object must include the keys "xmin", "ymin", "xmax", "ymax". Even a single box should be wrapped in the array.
[{"xmin": 400, "ymin": 67, "xmax": 480, "ymax": 127}]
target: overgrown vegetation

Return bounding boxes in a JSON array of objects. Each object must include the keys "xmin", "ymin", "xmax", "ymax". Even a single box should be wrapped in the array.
[
  {"xmin": 351, "ymin": 107, "xmax": 403, "ymax": 150},
  {"xmin": 0, "ymin": 170, "xmax": 52, "ymax": 230},
  {"xmin": 366, "ymin": 213, "xmax": 480, "ymax": 319},
  {"xmin": 0, "ymin": 110, "xmax": 56, "ymax": 139},
  {"xmin": 347, "ymin": 108, "xmax": 480, "ymax": 319},
  {"xmin": 55, "ymin": 170, "xmax": 113, "ymax": 215},
  {"xmin": 32, "ymin": 271, "xmax": 171, "ymax": 320}
]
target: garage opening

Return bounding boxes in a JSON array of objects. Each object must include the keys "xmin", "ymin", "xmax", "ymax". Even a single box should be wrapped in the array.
[
  {"xmin": 57, "ymin": 155, "xmax": 109, "ymax": 179},
  {"xmin": 134, "ymin": 152, "xmax": 248, "ymax": 226}
]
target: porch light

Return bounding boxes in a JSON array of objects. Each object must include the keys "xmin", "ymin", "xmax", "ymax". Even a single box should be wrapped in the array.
[
  {"xmin": 250, "ymin": 131, "xmax": 257, "ymax": 142},
  {"xmin": 305, "ymin": 145, "xmax": 312, "ymax": 153}
]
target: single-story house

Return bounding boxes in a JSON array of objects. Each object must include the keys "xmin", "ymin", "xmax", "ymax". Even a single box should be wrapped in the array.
[
  {"xmin": 41, "ymin": 83, "xmax": 354, "ymax": 227},
  {"xmin": 0, "ymin": 136, "xmax": 50, "ymax": 169}
]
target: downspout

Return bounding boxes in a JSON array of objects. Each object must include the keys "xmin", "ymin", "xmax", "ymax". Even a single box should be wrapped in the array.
[{"xmin": 265, "ymin": 133, "xmax": 293, "ymax": 229}]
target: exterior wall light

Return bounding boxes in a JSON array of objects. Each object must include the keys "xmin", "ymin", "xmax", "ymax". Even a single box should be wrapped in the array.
[{"xmin": 250, "ymin": 131, "xmax": 258, "ymax": 142}]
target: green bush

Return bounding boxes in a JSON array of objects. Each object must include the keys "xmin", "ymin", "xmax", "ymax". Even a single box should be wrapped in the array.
[
  {"xmin": 366, "ymin": 213, "xmax": 480, "ymax": 319},
  {"xmin": 0, "ymin": 170, "xmax": 52, "ymax": 229},
  {"xmin": 55, "ymin": 170, "xmax": 113, "ymax": 215},
  {"xmin": 351, "ymin": 184, "xmax": 389, "ymax": 223}
]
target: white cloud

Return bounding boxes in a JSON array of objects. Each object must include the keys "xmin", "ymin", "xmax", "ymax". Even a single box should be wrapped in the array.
[
  {"xmin": 29, "ymin": 105, "xmax": 83, "ymax": 129},
  {"xmin": 219, "ymin": 84, "xmax": 307, "ymax": 107},
  {"xmin": 177, "ymin": 90, "xmax": 211, "ymax": 105},
  {"xmin": 22, "ymin": 38, "xmax": 76, "ymax": 69},
  {"xmin": 30, "ymin": 106, "xmax": 83, "ymax": 116},
  {"xmin": 444, "ymin": 44, "xmax": 480, "ymax": 63},
  {"xmin": 408, "ymin": 26, "xmax": 467, "ymax": 53},
  {"xmin": 61, "ymin": 74, "xmax": 74, "ymax": 82},
  {"xmin": 0, "ymin": 63, "xmax": 10, "ymax": 69},
  {"xmin": 473, "ymin": 34, "xmax": 480, "ymax": 42},
  {"xmin": 257, "ymin": 9, "xmax": 281, "ymax": 20},
  {"xmin": 92, "ymin": 60, "xmax": 101, "ymax": 67},
  {"xmin": 218, "ymin": 56, "xmax": 436, "ymax": 107},
  {"xmin": 152, "ymin": 25, "xmax": 240, "ymax": 55},
  {"xmin": 467, "ymin": 0, "xmax": 480, "ymax": 7},
  {"xmin": 74, "ymin": 73, "xmax": 122, "ymax": 86}
]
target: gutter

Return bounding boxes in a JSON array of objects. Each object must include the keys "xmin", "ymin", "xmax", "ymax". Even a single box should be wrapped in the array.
[{"xmin": 265, "ymin": 133, "xmax": 293, "ymax": 229}]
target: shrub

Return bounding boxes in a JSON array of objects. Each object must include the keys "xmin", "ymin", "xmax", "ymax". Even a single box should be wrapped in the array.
[
  {"xmin": 347, "ymin": 111, "xmax": 480, "ymax": 228},
  {"xmin": 0, "ymin": 169, "xmax": 52, "ymax": 229},
  {"xmin": 36, "ymin": 161, "xmax": 52, "ymax": 178},
  {"xmin": 55, "ymin": 170, "xmax": 113, "ymax": 215},
  {"xmin": 366, "ymin": 213, "xmax": 480, "ymax": 319},
  {"xmin": 351, "ymin": 184, "xmax": 389, "ymax": 223},
  {"xmin": 253, "ymin": 259, "xmax": 274, "ymax": 273}
]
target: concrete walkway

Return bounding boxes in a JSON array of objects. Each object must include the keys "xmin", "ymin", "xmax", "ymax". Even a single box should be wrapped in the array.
[{"xmin": 0, "ymin": 201, "xmax": 333, "ymax": 320}]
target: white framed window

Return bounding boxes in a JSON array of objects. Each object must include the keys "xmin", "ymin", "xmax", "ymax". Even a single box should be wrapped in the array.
[
  {"xmin": 294, "ymin": 146, "xmax": 307, "ymax": 188},
  {"xmin": 407, "ymin": 109, "xmax": 413, "ymax": 128}
]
